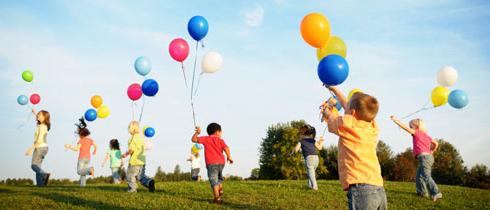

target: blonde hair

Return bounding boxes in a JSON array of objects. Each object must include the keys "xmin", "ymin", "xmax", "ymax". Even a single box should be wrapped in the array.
[
  {"xmin": 409, "ymin": 119, "xmax": 426, "ymax": 132},
  {"xmin": 128, "ymin": 121, "xmax": 140, "ymax": 135},
  {"xmin": 349, "ymin": 92, "xmax": 379, "ymax": 122}
]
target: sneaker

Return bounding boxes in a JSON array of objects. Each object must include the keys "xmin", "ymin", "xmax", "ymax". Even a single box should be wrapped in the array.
[
  {"xmin": 432, "ymin": 193, "xmax": 443, "ymax": 202},
  {"xmin": 148, "ymin": 180, "xmax": 155, "ymax": 192},
  {"xmin": 43, "ymin": 173, "xmax": 50, "ymax": 186}
]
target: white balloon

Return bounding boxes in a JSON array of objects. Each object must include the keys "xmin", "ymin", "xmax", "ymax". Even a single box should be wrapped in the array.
[
  {"xmin": 437, "ymin": 66, "xmax": 458, "ymax": 87},
  {"xmin": 201, "ymin": 51, "xmax": 223, "ymax": 74},
  {"xmin": 145, "ymin": 140, "xmax": 153, "ymax": 151}
]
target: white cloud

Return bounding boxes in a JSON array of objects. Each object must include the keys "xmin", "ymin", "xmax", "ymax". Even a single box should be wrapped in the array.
[{"xmin": 244, "ymin": 6, "xmax": 264, "ymax": 27}]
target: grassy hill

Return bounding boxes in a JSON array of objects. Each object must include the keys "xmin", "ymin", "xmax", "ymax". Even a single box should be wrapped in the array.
[{"xmin": 0, "ymin": 180, "xmax": 488, "ymax": 209}]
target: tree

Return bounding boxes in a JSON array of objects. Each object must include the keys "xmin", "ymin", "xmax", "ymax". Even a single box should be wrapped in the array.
[
  {"xmin": 377, "ymin": 140, "xmax": 395, "ymax": 180},
  {"xmin": 249, "ymin": 168, "xmax": 260, "ymax": 180},
  {"xmin": 259, "ymin": 120, "xmax": 327, "ymax": 180},
  {"xmin": 392, "ymin": 148, "xmax": 417, "ymax": 182},
  {"xmin": 465, "ymin": 164, "xmax": 490, "ymax": 189},
  {"xmin": 319, "ymin": 145, "xmax": 339, "ymax": 179},
  {"xmin": 432, "ymin": 139, "xmax": 466, "ymax": 185},
  {"xmin": 174, "ymin": 165, "xmax": 181, "ymax": 174}
]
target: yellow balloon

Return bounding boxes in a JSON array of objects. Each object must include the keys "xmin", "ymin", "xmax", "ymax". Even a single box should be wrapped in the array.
[
  {"xmin": 332, "ymin": 107, "xmax": 339, "ymax": 115},
  {"xmin": 431, "ymin": 86, "xmax": 449, "ymax": 107},
  {"xmin": 91, "ymin": 95, "xmax": 103, "ymax": 108},
  {"xmin": 317, "ymin": 36, "xmax": 347, "ymax": 61},
  {"xmin": 97, "ymin": 105, "xmax": 110, "ymax": 119},
  {"xmin": 142, "ymin": 125, "xmax": 149, "ymax": 133},
  {"xmin": 191, "ymin": 146, "xmax": 200, "ymax": 154},
  {"xmin": 300, "ymin": 13, "xmax": 331, "ymax": 48},
  {"xmin": 348, "ymin": 89, "xmax": 362, "ymax": 100}
]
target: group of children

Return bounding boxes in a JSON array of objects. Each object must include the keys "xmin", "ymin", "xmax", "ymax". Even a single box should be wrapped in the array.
[{"xmin": 25, "ymin": 84, "xmax": 444, "ymax": 208}]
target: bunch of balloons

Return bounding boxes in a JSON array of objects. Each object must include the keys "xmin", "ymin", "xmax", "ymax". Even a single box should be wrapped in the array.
[
  {"xmin": 84, "ymin": 95, "xmax": 110, "ymax": 122},
  {"xmin": 127, "ymin": 56, "xmax": 160, "ymax": 120},
  {"xmin": 431, "ymin": 66, "xmax": 469, "ymax": 109},
  {"xmin": 17, "ymin": 70, "xmax": 41, "ymax": 106},
  {"xmin": 191, "ymin": 143, "xmax": 203, "ymax": 154},
  {"xmin": 300, "ymin": 13, "xmax": 349, "ymax": 86}
]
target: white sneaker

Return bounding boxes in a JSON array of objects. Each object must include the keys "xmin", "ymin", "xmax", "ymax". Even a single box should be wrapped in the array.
[{"xmin": 432, "ymin": 193, "xmax": 443, "ymax": 202}]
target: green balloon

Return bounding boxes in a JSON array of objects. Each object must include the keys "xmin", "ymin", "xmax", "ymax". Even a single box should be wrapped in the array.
[{"xmin": 22, "ymin": 70, "xmax": 33, "ymax": 82}]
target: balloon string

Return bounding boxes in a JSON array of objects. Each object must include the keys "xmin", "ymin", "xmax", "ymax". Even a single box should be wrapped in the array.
[
  {"xmin": 322, "ymin": 126, "xmax": 328, "ymax": 137},
  {"xmin": 181, "ymin": 62, "xmax": 189, "ymax": 89},
  {"xmin": 131, "ymin": 101, "xmax": 136, "ymax": 121},
  {"xmin": 190, "ymin": 41, "xmax": 199, "ymax": 101},
  {"xmin": 191, "ymin": 101, "xmax": 197, "ymax": 127},
  {"xmin": 138, "ymin": 96, "xmax": 146, "ymax": 123},
  {"xmin": 16, "ymin": 107, "xmax": 34, "ymax": 130},
  {"xmin": 193, "ymin": 73, "xmax": 203, "ymax": 97},
  {"xmin": 401, "ymin": 100, "xmax": 434, "ymax": 120}
]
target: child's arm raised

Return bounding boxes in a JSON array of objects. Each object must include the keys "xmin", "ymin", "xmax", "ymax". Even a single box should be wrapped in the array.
[
  {"xmin": 390, "ymin": 116, "xmax": 415, "ymax": 135},
  {"xmin": 191, "ymin": 127, "xmax": 201, "ymax": 143},
  {"xmin": 224, "ymin": 147, "xmax": 233, "ymax": 164},
  {"xmin": 314, "ymin": 136, "xmax": 324, "ymax": 150},
  {"xmin": 64, "ymin": 144, "xmax": 81, "ymax": 152},
  {"xmin": 325, "ymin": 85, "xmax": 348, "ymax": 110}
]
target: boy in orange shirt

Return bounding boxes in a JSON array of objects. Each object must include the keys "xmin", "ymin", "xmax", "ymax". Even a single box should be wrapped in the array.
[{"xmin": 321, "ymin": 86, "xmax": 386, "ymax": 210}]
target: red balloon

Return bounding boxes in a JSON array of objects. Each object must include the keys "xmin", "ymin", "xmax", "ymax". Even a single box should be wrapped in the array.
[
  {"xmin": 169, "ymin": 38, "xmax": 189, "ymax": 62},
  {"xmin": 127, "ymin": 83, "xmax": 142, "ymax": 101},
  {"xmin": 30, "ymin": 93, "xmax": 41, "ymax": 105}
]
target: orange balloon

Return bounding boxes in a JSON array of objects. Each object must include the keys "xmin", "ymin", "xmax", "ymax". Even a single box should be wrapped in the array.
[
  {"xmin": 300, "ymin": 13, "xmax": 331, "ymax": 48},
  {"xmin": 91, "ymin": 95, "xmax": 103, "ymax": 108}
]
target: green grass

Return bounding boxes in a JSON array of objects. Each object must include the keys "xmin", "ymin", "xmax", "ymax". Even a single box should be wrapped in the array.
[{"xmin": 0, "ymin": 180, "xmax": 488, "ymax": 209}]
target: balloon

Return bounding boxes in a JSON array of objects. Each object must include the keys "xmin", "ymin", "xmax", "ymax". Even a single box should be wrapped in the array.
[
  {"xmin": 169, "ymin": 38, "xmax": 190, "ymax": 62},
  {"xmin": 30, "ymin": 93, "xmax": 41, "ymax": 105},
  {"xmin": 300, "ymin": 13, "xmax": 331, "ymax": 48},
  {"xmin": 202, "ymin": 51, "xmax": 223, "ymax": 74},
  {"xmin": 97, "ymin": 105, "xmax": 110, "ymax": 119},
  {"xmin": 317, "ymin": 36, "xmax": 347, "ymax": 61},
  {"xmin": 127, "ymin": 83, "xmax": 143, "ymax": 101},
  {"xmin": 195, "ymin": 143, "xmax": 203, "ymax": 150},
  {"xmin": 348, "ymin": 89, "xmax": 362, "ymax": 100},
  {"xmin": 142, "ymin": 79, "xmax": 159, "ymax": 97},
  {"xmin": 437, "ymin": 66, "xmax": 458, "ymax": 87},
  {"xmin": 144, "ymin": 127, "xmax": 155, "ymax": 138},
  {"xmin": 135, "ymin": 56, "xmax": 152, "ymax": 76},
  {"xmin": 22, "ymin": 70, "xmax": 33, "ymax": 82},
  {"xmin": 145, "ymin": 140, "xmax": 153, "ymax": 150},
  {"xmin": 91, "ymin": 95, "xmax": 103, "ymax": 108},
  {"xmin": 448, "ymin": 89, "xmax": 469, "ymax": 109},
  {"xmin": 187, "ymin": 15, "xmax": 209, "ymax": 41},
  {"xmin": 317, "ymin": 55, "xmax": 349, "ymax": 86},
  {"xmin": 431, "ymin": 86, "xmax": 450, "ymax": 107},
  {"xmin": 142, "ymin": 125, "xmax": 149, "ymax": 133},
  {"xmin": 84, "ymin": 109, "xmax": 97, "ymax": 122},
  {"xmin": 17, "ymin": 95, "xmax": 28, "ymax": 106},
  {"xmin": 191, "ymin": 147, "xmax": 200, "ymax": 154}
]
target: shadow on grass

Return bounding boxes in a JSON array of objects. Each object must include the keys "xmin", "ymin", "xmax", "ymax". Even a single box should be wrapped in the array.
[
  {"xmin": 162, "ymin": 189, "xmax": 258, "ymax": 209},
  {"xmin": 31, "ymin": 192, "xmax": 129, "ymax": 210}
]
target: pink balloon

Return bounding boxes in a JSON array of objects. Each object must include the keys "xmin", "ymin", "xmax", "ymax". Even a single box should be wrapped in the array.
[
  {"xmin": 30, "ymin": 93, "xmax": 41, "ymax": 105},
  {"xmin": 127, "ymin": 83, "xmax": 142, "ymax": 101},
  {"xmin": 169, "ymin": 38, "xmax": 189, "ymax": 62}
]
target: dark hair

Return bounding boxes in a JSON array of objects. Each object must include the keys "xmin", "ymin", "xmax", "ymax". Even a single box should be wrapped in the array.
[
  {"xmin": 37, "ymin": 110, "xmax": 51, "ymax": 131},
  {"xmin": 206, "ymin": 123, "xmax": 222, "ymax": 135},
  {"xmin": 75, "ymin": 117, "xmax": 90, "ymax": 137},
  {"xmin": 349, "ymin": 92, "xmax": 379, "ymax": 122},
  {"xmin": 300, "ymin": 124, "xmax": 316, "ymax": 139},
  {"xmin": 110, "ymin": 139, "xmax": 120, "ymax": 150}
]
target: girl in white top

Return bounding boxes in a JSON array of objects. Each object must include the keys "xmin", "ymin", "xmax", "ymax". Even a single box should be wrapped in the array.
[
  {"xmin": 187, "ymin": 151, "xmax": 201, "ymax": 181},
  {"xmin": 25, "ymin": 110, "xmax": 51, "ymax": 187}
]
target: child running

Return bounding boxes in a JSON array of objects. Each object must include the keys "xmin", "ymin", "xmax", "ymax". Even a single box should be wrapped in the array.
[
  {"xmin": 291, "ymin": 124, "xmax": 324, "ymax": 190},
  {"xmin": 122, "ymin": 121, "xmax": 155, "ymax": 193},
  {"xmin": 187, "ymin": 148, "xmax": 202, "ymax": 181},
  {"xmin": 65, "ymin": 118, "xmax": 97, "ymax": 187},
  {"xmin": 102, "ymin": 139, "xmax": 123, "ymax": 184},
  {"xmin": 390, "ymin": 116, "xmax": 443, "ymax": 201},
  {"xmin": 322, "ymin": 86, "xmax": 386, "ymax": 210},
  {"xmin": 191, "ymin": 123, "xmax": 233, "ymax": 204},
  {"xmin": 25, "ymin": 109, "xmax": 51, "ymax": 187}
]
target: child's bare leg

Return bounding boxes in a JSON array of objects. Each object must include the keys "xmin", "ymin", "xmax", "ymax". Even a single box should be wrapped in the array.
[
  {"xmin": 212, "ymin": 185, "xmax": 220, "ymax": 199},
  {"xmin": 219, "ymin": 184, "xmax": 223, "ymax": 196}
]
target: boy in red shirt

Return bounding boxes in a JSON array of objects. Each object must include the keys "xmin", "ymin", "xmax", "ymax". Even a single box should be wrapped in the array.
[{"xmin": 192, "ymin": 123, "xmax": 233, "ymax": 204}]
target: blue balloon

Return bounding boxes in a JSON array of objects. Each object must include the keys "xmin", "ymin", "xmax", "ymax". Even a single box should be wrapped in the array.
[
  {"xmin": 17, "ymin": 95, "xmax": 28, "ymax": 106},
  {"xmin": 144, "ymin": 127, "xmax": 155, "ymax": 138},
  {"xmin": 135, "ymin": 56, "xmax": 151, "ymax": 76},
  {"xmin": 142, "ymin": 79, "xmax": 159, "ymax": 97},
  {"xmin": 187, "ymin": 16, "xmax": 209, "ymax": 41},
  {"xmin": 448, "ymin": 89, "xmax": 469, "ymax": 109},
  {"xmin": 195, "ymin": 143, "xmax": 203, "ymax": 150},
  {"xmin": 84, "ymin": 109, "xmax": 97, "ymax": 122},
  {"xmin": 333, "ymin": 96, "xmax": 342, "ymax": 111},
  {"xmin": 317, "ymin": 55, "xmax": 349, "ymax": 86}
]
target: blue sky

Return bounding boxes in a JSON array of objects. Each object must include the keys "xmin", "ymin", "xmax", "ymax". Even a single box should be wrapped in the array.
[{"xmin": 1, "ymin": 0, "xmax": 489, "ymax": 180}]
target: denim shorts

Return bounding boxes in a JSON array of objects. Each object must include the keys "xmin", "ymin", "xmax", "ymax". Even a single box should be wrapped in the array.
[
  {"xmin": 206, "ymin": 164, "xmax": 224, "ymax": 187},
  {"xmin": 191, "ymin": 168, "xmax": 200, "ymax": 180},
  {"xmin": 348, "ymin": 184, "xmax": 387, "ymax": 210}
]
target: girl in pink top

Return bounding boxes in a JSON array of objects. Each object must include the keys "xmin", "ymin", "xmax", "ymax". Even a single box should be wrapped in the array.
[
  {"xmin": 65, "ymin": 118, "xmax": 97, "ymax": 187},
  {"xmin": 391, "ymin": 116, "xmax": 442, "ymax": 202}
]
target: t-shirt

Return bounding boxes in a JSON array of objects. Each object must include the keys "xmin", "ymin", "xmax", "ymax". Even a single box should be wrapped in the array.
[
  {"xmin": 109, "ymin": 150, "xmax": 122, "ymax": 168},
  {"xmin": 190, "ymin": 155, "xmax": 201, "ymax": 169},
  {"xmin": 197, "ymin": 135, "xmax": 228, "ymax": 165},
  {"xmin": 328, "ymin": 114, "xmax": 384, "ymax": 191},
  {"xmin": 128, "ymin": 134, "xmax": 146, "ymax": 166},
  {"xmin": 34, "ymin": 124, "xmax": 48, "ymax": 148},
  {"xmin": 78, "ymin": 137, "xmax": 94, "ymax": 160},
  {"xmin": 300, "ymin": 138, "xmax": 318, "ymax": 157},
  {"xmin": 412, "ymin": 130, "xmax": 433, "ymax": 157}
]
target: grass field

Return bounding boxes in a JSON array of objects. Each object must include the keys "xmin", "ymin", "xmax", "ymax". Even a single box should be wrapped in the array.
[{"xmin": 0, "ymin": 180, "xmax": 488, "ymax": 209}]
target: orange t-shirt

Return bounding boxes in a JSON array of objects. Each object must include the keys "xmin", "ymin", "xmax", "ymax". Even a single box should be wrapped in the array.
[
  {"xmin": 78, "ymin": 137, "xmax": 94, "ymax": 160},
  {"xmin": 328, "ymin": 114, "xmax": 383, "ymax": 191}
]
